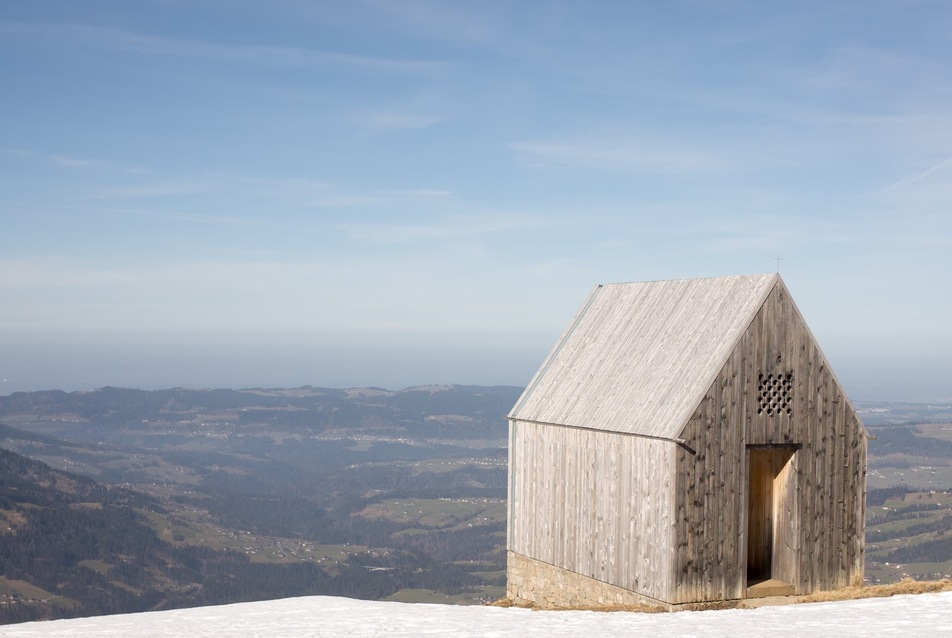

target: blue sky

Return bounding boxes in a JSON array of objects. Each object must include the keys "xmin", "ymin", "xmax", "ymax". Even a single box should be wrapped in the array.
[{"xmin": 1, "ymin": 1, "xmax": 951, "ymax": 400}]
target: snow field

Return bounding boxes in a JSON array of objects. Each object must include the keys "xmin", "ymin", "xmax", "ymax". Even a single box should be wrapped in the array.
[{"xmin": 1, "ymin": 591, "xmax": 950, "ymax": 638}]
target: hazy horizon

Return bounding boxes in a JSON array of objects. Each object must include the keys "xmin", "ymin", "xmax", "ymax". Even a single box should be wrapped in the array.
[{"xmin": 2, "ymin": 329, "xmax": 950, "ymax": 403}]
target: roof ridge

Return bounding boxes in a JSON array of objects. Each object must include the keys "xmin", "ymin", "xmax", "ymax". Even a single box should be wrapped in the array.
[{"xmin": 598, "ymin": 273, "xmax": 775, "ymax": 287}]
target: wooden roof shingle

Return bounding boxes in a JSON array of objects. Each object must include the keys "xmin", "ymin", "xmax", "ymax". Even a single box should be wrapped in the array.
[{"xmin": 509, "ymin": 274, "xmax": 779, "ymax": 439}]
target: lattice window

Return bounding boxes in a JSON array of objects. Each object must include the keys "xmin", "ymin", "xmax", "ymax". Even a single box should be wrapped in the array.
[{"xmin": 757, "ymin": 372, "xmax": 793, "ymax": 416}]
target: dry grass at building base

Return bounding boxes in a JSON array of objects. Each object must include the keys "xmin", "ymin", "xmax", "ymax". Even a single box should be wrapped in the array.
[
  {"xmin": 490, "ymin": 578, "xmax": 952, "ymax": 613},
  {"xmin": 798, "ymin": 578, "xmax": 952, "ymax": 603},
  {"xmin": 488, "ymin": 597, "xmax": 665, "ymax": 613}
]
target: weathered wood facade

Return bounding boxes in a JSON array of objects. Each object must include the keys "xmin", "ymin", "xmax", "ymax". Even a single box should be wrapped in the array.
[{"xmin": 507, "ymin": 274, "xmax": 866, "ymax": 608}]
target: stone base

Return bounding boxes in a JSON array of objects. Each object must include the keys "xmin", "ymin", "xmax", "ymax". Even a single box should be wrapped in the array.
[
  {"xmin": 506, "ymin": 552, "xmax": 810, "ymax": 612},
  {"xmin": 506, "ymin": 551, "xmax": 666, "ymax": 610}
]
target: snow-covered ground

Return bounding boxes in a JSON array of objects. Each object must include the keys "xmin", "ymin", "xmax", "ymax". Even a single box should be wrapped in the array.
[{"xmin": 2, "ymin": 592, "xmax": 950, "ymax": 638}]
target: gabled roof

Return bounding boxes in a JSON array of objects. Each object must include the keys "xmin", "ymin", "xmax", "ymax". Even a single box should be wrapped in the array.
[{"xmin": 509, "ymin": 274, "xmax": 779, "ymax": 439}]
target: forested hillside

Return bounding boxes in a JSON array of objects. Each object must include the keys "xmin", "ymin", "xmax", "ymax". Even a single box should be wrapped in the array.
[
  {"xmin": 0, "ymin": 386, "xmax": 518, "ymax": 623},
  {"xmin": 0, "ymin": 446, "xmax": 501, "ymax": 623}
]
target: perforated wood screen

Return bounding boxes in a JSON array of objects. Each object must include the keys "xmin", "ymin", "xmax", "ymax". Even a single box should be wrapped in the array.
[{"xmin": 757, "ymin": 372, "xmax": 793, "ymax": 416}]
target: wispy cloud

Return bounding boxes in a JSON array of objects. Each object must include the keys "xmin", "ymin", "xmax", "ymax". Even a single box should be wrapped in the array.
[
  {"xmin": 348, "ymin": 92, "xmax": 449, "ymax": 134},
  {"xmin": 5, "ymin": 148, "xmax": 149, "ymax": 173},
  {"xmin": 0, "ymin": 21, "xmax": 446, "ymax": 74},
  {"xmin": 309, "ymin": 195, "xmax": 383, "ymax": 208},
  {"xmin": 352, "ymin": 0, "xmax": 503, "ymax": 49},
  {"xmin": 56, "ymin": 206, "xmax": 264, "ymax": 230},
  {"xmin": 682, "ymin": 213, "xmax": 864, "ymax": 256},
  {"xmin": 46, "ymin": 154, "xmax": 114, "ymax": 169},
  {"xmin": 309, "ymin": 188, "xmax": 454, "ymax": 209},
  {"xmin": 385, "ymin": 189, "xmax": 454, "ymax": 198},
  {"xmin": 798, "ymin": 45, "xmax": 952, "ymax": 105},
  {"xmin": 890, "ymin": 232, "xmax": 952, "ymax": 247},
  {"xmin": 509, "ymin": 138, "xmax": 727, "ymax": 174},
  {"xmin": 595, "ymin": 239, "xmax": 630, "ymax": 250},
  {"xmin": 0, "ymin": 258, "xmax": 140, "ymax": 289},
  {"xmin": 884, "ymin": 158, "xmax": 952, "ymax": 191},
  {"xmin": 247, "ymin": 177, "xmax": 330, "ymax": 193},
  {"xmin": 163, "ymin": 212, "xmax": 263, "ymax": 228},
  {"xmin": 83, "ymin": 205, "xmax": 326, "ymax": 237},
  {"xmin": 95, "ymin": 181, "xmax": 209, "ymax": 198},
  {"xmin": 352, "ymin": 108, "xmax": 447, "ymax": 133},
  {"xmin": 7, "ymin": 153, "xmax": 334, "ymax": 205},
  {"xmin": 339, "ymin": 213, "xmax": 545, "ymax": 244}
]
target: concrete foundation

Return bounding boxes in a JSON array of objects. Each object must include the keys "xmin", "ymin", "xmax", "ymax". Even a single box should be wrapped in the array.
[{"xmin": 506, "ymin": 551, "xmax": 665, "ymax": 610}]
